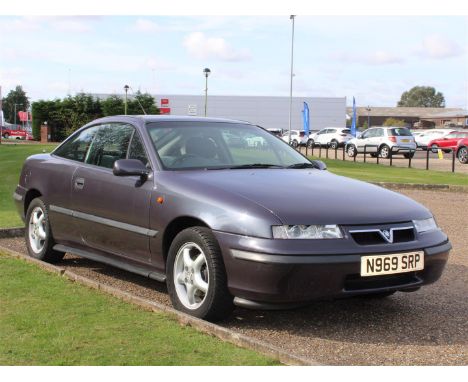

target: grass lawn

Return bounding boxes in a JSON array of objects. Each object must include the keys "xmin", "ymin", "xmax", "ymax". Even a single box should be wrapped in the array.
[
  {"xmin": 0, "ymin": 253, "xmax": 278, "ymax": 366},
  {"xmin": 313, "ymin": 157, "xmax": 468, "ymax": 186},
  {"xmin": 0, "ymin": 143, "xmax": 57, "ymax": 228}
]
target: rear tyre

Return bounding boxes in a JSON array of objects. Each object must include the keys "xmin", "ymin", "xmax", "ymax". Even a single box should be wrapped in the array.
[
  {"xmin": 431, "ymin": 144, "xmax": 439, "ymax": 153},
  {"xmin": 307, "ymin": 139, "xmax": 314, "ymax": 148},
  {"xmin": 330, "ymin": 140, "xmax": 338, "ymax": 149},
  {"xmin": 458, "ymin": 146, "xmax": 468, "ymax": 164},
  {"xmin": 379, "ymin": 144, "xmax": 391, "ymax": 159},
  {"xmin": 403, "ymin": 152, "xmax": 415, "ymax": 159},
  {"xmin": 291, "ymin": 140, "xmax": 298, "ymax": 148},
  {"xmin": 166, "ymin": 227, "xmax": 234, "ymax": 322},
  {"xmin": 4, "ymin": 133, "xmax": 9, "ymax": 139},
  {"xmin": 25, "ymin": 198, "xmax": 65, "ymax": 263},
  {"xmin": 346, "ymin": 144, "xmax": 357, "ymax": 158}
]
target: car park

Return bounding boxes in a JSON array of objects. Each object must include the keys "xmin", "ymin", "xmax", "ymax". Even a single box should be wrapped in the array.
[
  {"xmin": 307, "ymin": 127, "xmax": 353, "ymax": 149},
  {"xmin": 456, "ymin": 137, "xmax": 468, "ymax": 164},
  {"xmin": 428, "ymin": 131, "xmax": 468, "ymax": 153},
  {"xmin": 14, "ymin": 115, "xmax": 451, "ymax": 321},
  {"xmin": 414, "ymin": 129, "xmax": 457, "ymax": 149},
  {"xmin": 345, "ymin": 126, "xmax": 417, "ymax": 159}
]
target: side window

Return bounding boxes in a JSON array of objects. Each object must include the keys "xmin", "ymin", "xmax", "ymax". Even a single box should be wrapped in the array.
[
  {"xmin": 374, "ymin": 129, "xmax": 384, "ymax": 137},
  {"xmin": 328, "ymin": 129, "xmax": 336, "ymax": 134},
  {"xmin": 85, "ymin": 123, "xmax": 134, "ymax": 169},
  {"xmin": 54, "ymin": 126, "xmax": 100, "ymax": 162},
  {"xmin": 128, "ymin": 132, "xmax": 150, "ymax": 167},
  {"xmin": 361, "ymin": 130, "xmax": 371, "ymax": 139}
]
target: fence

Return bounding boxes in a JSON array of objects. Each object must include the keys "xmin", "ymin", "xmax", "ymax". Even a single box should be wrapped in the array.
[{"xmin": 295, "ymin": 143, "xmax": 462, "ymax": 173}]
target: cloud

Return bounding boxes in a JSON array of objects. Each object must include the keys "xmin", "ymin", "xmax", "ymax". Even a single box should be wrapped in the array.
[
  {"xmin": 416, "ymin": 35, "xmax": 463, "ymax": 59},
  {"xmin": 183, "ymin": 32, "xmax": 251, "ymax": 62},
  {"xmin": 133, "ymin": 18, "xmax": 161, "ymax": 33},
  {"xmin": 51, "ymin": 19, "xmax": 93, "ymax": 32}
]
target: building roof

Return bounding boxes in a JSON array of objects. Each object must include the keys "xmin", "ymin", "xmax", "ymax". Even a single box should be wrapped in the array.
[
  {"xmin": 422, "ymin": 109, "xmax": 468, "ymax": 118},
  {"xmin": 345, "ymin": 106, "xmax": 466, "ymax": 118}
]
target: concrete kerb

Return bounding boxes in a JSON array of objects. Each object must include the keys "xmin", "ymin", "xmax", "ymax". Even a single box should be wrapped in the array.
[
  {"xmin": 0, "ymin": 244, "xmax": 317, "ymax": 366},
  {"xmin": 0, "ymin": 227, "xmax": 25, "ymax": 239}
]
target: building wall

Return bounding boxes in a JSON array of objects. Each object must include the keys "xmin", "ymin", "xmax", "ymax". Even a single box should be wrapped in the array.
[{"xmin": 155, "ymin": 95, "xmax": 346, "ymax": 132}]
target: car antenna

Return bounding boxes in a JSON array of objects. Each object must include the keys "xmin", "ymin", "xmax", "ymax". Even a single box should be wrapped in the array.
[{"xmin": 128, "ymin": 86, "xmax": 147, "ymax": 115}]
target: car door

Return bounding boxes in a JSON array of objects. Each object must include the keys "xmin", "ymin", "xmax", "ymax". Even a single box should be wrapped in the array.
[
  {"xmin": 441, "ymin": 133, "xmax": 459, "ymax": 150},
  {"xmin": 356, "ymin": 129, "xmax": 373, "ymax": 151},
  {"xmin": 71, "ymin": 122, "xmax": 154, "ymax": 265}
]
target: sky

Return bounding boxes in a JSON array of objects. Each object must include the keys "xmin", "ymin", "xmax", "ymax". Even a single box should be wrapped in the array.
[{"xmin": 0, "ymin": 14, "xmax": 467, "ymax": 108}]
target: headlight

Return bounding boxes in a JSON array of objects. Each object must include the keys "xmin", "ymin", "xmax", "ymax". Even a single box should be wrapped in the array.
[
  {"xmin": 272, "ymin": 225, "xmax": 343, "ymax": 239},
  {"xmin": 413, "ymin": 217, "xmax": 438, "ymax": 233}
]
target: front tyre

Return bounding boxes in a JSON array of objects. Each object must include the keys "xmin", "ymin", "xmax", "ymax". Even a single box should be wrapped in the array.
[
  {"xmin": 346, "ymin": 144, "xmax": 357, "ymax": 157},
  {"xmin": 25, "ymin": 198, "xmax": 64, "ymax": 263},
  {"xmin": 166, "ymin": 227, "xmax": 234, "ymax": 322},
  {"xmin": 458, "ymin": 146, "xmax": 468, "ymax": 164},
  {"xmin": 379, "ymin": 144, "xmax": 391, "ymax": 159}
]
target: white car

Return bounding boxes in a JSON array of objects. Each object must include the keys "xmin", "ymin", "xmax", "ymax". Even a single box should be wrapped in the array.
[
  {"xmin": 307, "ymin": 127, "xmax": 354, "ymax": 149},
  {"xmin": 281, "ymin": 130, "xmax": 308, "ymax": 147},
  {"xmin": 414, "ymin": 129, "xmax": 456, "ymax": 149},
  {"xmin": 345, "ymin": 126, "xmax": 417, "ymax": 159}
]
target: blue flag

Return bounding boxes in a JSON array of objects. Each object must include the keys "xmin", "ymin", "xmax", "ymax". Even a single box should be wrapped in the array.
[
  {"xmin": 351, "ymin": 97, "xmax": 357, "ymax": 137},
  {"xmin": 303, "ymin": 102, "xmax": 310, "ymax": 136}
]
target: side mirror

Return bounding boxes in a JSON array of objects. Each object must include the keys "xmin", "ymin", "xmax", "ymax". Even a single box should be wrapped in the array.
[
  {"xmin": 113, "ymin": 159, "xmax": 150, "ymax": 182},
  {"xmin": 313, "ymin": 160, "xmax": 327, "ymax": 171}
]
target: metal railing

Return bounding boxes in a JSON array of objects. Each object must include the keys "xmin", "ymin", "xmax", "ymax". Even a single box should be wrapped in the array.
[{"xmin": 296, "ymin": 142, "xmax": 461, "ymax": 173}]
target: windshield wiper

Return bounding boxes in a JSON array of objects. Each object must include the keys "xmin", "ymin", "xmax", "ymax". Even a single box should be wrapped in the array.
[
  {"xmin": 287, "ymin": 162, "xmax": 317, "ymax": 169},
  {"xmin": 211, "ymin": 163, "xmax": 285, "ymax": 170}
]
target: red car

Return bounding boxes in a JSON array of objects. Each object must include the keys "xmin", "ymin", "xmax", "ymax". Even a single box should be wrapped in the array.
[
  {"xmin": 429, "ymin": 131, "xmax": 468, "ymax": 153},
  {"xmin": 456, "ymin": 138, "xmax": 468, "ymax": 164},
  {"xmin": 1, "ymin": 126, "xmax": 33, "ymax": 140}
]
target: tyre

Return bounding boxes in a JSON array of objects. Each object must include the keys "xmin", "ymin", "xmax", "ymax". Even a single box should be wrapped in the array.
[
  {"xmin": 291, "ymin": 140, "xmax": 298, "ymax": 148},
  {"xmin": 330, "ymin": 140, "xmax": 338, "ymax": 149},
  {"xmin": 3, "ymin": 133, "xmax": 9, "ymax": 139},
  {"xmin": 379, "ymin": 144, "xmax": 391, "ymax": 159},
  {"xmin": 346, "ymin": 144, "xmax": 357, "ymax": 158},
  {"xmin": 403, "ymin": 152, "xmax": 415, "ymax": 159},
  {"xmin": 431, "ymin": 144, "xmax": 439, "ymax": 153},
  {"xmin": 166, "ymin": 227, "xmax": 234, "ymax": 321},
  {"xmin": 458, "ymin": 146, "xmax": 468, "ymax": 164},
  {"xmin": 25, "ymin": 198, "xmax": 65, "ymax": 263},
  {"xmin": 307, "ymin": 139, "xmax": 314, "ymax": 148}
]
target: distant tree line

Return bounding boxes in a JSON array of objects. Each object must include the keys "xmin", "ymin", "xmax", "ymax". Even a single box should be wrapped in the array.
[{"xmin": 31, "ymin": 92, "xmax": 160, "ymax": 141}]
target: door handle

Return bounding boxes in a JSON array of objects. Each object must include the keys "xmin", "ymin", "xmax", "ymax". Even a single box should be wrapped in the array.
[{"xmin": 74, "ymin": 178, "xmax": 85, "ymax": 190}]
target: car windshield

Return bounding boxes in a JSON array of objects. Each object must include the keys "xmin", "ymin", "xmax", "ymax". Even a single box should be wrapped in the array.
[
  {"xmin": 146, "ymin": 121, "xmax": 311, "ymax": 170},
  {"xmin": 390, "ymin": 128, "xmax": 412, "ymax": 136}
]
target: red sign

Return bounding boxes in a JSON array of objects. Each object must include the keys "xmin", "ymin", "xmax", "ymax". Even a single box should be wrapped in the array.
[
  {"xmin": 160, "ymin": 107, "xmax": 171, "ymax": 115},
  {"xmin": 18, "ymin": 111, "xmax": 29, "ymax": 122},
  {"xmin": 161, "ymin": 98, "xmax": 169, "ymax": 105}
]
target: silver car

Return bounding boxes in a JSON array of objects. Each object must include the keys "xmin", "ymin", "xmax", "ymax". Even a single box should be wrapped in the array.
[{"xmin": 346, "ymin": 127, "xmax": 417, "ymax": 159}]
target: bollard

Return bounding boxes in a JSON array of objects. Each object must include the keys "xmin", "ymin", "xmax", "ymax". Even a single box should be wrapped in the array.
[
  {"xmin": 364, "ymin": 146, "xmax": 367, "ymax": 163},
  {"xmin": 389, "ymin": 150, "xmax": 393, "ymax": 166},
  {"xmin": 426, "ymin": 148, "xmax": 430, "ymax": 170},
  {"xmin": 319, "ymin": 145, "xmax": 322, "ymax": 158},
  {"xmin": 342, "ymin": 146, "xmax": 345, "ymax": 161},
  {"xmin": 326, "ymin": 144, "xmax": 329, "ymax": 159},
  {"xmin": 377, "ymin": 151, "xmax": 380, "ymax": 165},
  {"xmin": 452, "ymin": 149, "xmax": 456, "ymax": 173},
  {"xmin": 408, "ymin": 150, "xmax": 412, "ymax": 168}
]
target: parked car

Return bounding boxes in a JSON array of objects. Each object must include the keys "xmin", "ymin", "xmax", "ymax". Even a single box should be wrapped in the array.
[
  {"xmin": 414, "ymin": 129, "xmax": 457, "ymax": 149},
  {"xmin": 307, "ymin": 127, "xmax": 353, "ymax": 149},
  {"xmin": 456, "ymin": 137, "xmax": 468, "ymax": 164},
  {"xmin": 1, "ymin": 126, "xmax": 32, "ymax": 140},
  {"xmin": 266, "ymin": 128, "xmax": 283, "ymax": 137},
  {"xmin": 15, "ymin": 116, "xmax": 451, "ymax": 321},
  {"xmin": 281, "ymin": 129, "xmax": 307, "ymax": 147},
  {"xmin": 346, "ymin": 126, "xmax": 417, "ymax": 159},
  {"xmin": 428, "ymin": 131, "xmax": 468, "ymax": 153}
]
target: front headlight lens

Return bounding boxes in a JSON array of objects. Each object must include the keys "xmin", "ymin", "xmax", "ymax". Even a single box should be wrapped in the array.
[
  {"xmin": 413, "ymin": 217, "xmax": 438, "ymax": 233},
  {"xmin": 272, "ymin": 225, "xmax": 343, "ymax": 239}
]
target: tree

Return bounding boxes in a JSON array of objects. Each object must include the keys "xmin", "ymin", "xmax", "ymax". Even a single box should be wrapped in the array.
[
  {"xmin": 383, "ymin": 118, "xmax": 407, "ymax": 127},
  {"xmin": 397, "ymin": 86, "xmax": 445, "ymax": 108},
  {"xmin": 127, "ymin": 91, "xmax": 160, "ymax": 115},
  {"xmin": 102, "ymin": 95, "xmax": 125, "ymax": 116},
  {"xmin": 2, "ymin": 85, "xmax": 30, "ymax": 124}
]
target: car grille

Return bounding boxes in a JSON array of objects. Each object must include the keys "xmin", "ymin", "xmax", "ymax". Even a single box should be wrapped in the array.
[{"xmin": 349, "ymin": 226, "xmax": 415, "ymax": 245}]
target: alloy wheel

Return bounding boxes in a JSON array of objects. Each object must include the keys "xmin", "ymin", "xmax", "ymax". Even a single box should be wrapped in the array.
[
  {"xmin": 458, "ymin": 147, "xmax": 468, "ymax": 164},
  {"xmin": 28, "ymin": 206, "xmax": 47, "ymax": 254}
]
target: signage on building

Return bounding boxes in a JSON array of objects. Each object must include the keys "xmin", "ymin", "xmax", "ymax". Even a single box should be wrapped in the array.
[
  {"xmin": 188, "ymin": 104, "xmax": 197, "ymax": 116},
  {"xmin": 161, "ymin": 98, "xmax": 169, "ymax": 106},
  {"xmin": 160, "ymin": 107, "xmax": 171, "ymax": 115}
]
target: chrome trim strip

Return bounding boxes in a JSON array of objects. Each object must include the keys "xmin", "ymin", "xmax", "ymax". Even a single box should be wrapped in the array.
[{"xmin": 49, "ymin": 205, "xmax": 158, "ymax": 237}]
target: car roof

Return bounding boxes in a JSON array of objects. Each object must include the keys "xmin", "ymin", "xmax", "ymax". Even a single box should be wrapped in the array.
[{"xmin": 89, "ymin": 115, "xmax": 251, "ymax": 125}]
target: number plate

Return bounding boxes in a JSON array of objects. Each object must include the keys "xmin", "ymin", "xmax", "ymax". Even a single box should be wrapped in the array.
[
  {"xmin": 360, "ymin": 251, "xmax": 424, "ymax": 277},
  {"xmin": 401, "ymin": 139, "xmax": 410, "ymax": 142}
]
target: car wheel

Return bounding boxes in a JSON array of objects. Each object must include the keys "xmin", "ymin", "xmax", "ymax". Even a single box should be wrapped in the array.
[
  {"xmin": 4, "ymin": 133, "xmax": 9, "ymax": 139},
  {"xmin": 431, "ymin": 144, "xmax": 439, "ymax": 153},
  {"xmin": 307, "ymin": 139, "xmax": 314, "ymax": 148},
  {"xmin": 25, "ymin": 198, "xmax": 65, "ymax": 263},
  {"xmin": 166, "ymin": 227, "xmax": 234, "ymax": 322},
  {"xmin": 403, "ymin": 152, "xmax": 415, "ymax": 159},
  {"xmin": 346, "ymin": 144, "xmax": 357, "ymax": 157},
  {"xmin": 290, "ymin": 140, "xmax": 298, "ymax": 148},
  {"xmin": 458, "ymin": 146, "xmax": 468, "ymax": 164},
  {"xmin": 330, "ymin": 140, "xmax": 338, "ymax": 149},
  {"xmin": 379, "ymin": 144, "xmax": 391, "ymax": 159}
]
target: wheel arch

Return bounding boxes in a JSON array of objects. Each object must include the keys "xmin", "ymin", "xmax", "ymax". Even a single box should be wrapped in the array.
[{"xmin": 24, "ymin": 189, "xmax": 42, "ymax": 217}]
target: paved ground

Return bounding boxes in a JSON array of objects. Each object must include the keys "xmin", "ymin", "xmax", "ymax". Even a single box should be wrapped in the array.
[
  {"xmin": 1, "ymin": 189, "xmax": 467, "ymax": 365},
  {"xmin": 298, "ymin": 146, "xmax": 468, "ymax": 174}
]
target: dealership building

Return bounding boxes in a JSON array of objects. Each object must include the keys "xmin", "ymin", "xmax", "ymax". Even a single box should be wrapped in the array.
[{"xmin": 97, "ymin": 94, "xmax": 347, "ymax": 132}]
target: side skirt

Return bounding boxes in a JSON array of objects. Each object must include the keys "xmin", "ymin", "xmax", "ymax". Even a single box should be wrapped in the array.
[{"xmin": 53, "ymin": 244, "xmax": 166, "ymax": 282}]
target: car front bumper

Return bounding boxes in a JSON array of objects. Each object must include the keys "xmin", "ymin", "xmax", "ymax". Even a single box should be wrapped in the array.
[{"xmin": 214, "ymin": 231, "xmax": 451, "ymax": 306}]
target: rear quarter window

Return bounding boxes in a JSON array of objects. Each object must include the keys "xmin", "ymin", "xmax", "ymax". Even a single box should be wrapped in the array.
[{"xmin": 390, "ymin": 128, "xmax": 412, "ymax": 136}]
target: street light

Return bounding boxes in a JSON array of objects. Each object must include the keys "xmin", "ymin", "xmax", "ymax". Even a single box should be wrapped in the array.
[
  {"xmin": 288, "ymin": 15, "xmax": 296, "ymax": 144},
  {"xmin": 366, "ymin": 105, "xmax": 371, "ymax": 128},
  {"xmin": 124, "ymin": 85, "xmax": 130, "ymax": 115},
  {"xmin": 203, "ymin": 68, "xmax": 211, "ymax": 117}
]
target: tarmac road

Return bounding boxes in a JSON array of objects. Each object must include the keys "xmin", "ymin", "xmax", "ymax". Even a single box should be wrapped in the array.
[{"xmin": 1, "ymin": 189, "xmax": 467, "ymax": 365}]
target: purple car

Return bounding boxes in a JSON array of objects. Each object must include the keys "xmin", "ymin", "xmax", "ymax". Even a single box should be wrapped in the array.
[{"xmin": 14, "ymin": 116, "xmax": 451, "ymax": 321}]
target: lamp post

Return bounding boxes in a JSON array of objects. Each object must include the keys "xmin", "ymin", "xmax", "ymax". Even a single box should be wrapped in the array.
[
  {"xmin": 14, "ymin": 103, "xmax": 23, "ymax": 127},
  {"xmin": 203, "ymin": 68, "xmax": 211, "ymax": 117},
  {"xmin": 288, "ymin": 15, "xmax": 296, "ymax": 144},
  {"xmin": 366, "ymin": 106, "xmax": 371, "ymax": 128},
  {"xmin": 124, "ymin": 85, "xmax": 130, "ymax": 115}
]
